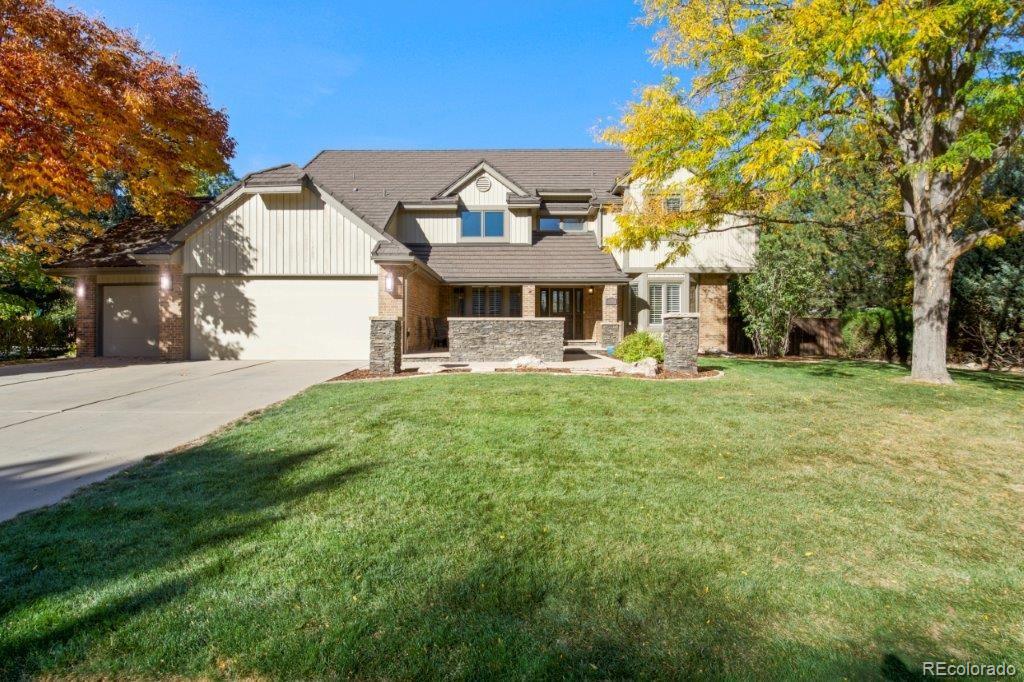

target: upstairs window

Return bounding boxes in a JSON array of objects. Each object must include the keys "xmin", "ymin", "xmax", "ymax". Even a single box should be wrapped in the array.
[
  {"xmin": 461, "ymin": 210, "xmax": 505, "ymax": 238},
  {"xmin": 664, "ymin": 196, "xmax": 682, "ymax": 212},
  {"xmin": 539, "ymin": 217, "xmax": 586, "ymax": 232}
]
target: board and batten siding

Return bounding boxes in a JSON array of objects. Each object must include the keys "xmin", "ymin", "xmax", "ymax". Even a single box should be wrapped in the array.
[
  {"xmin": 184, "ymin": 188, "xmax": 378, "ymax": 276},
  {"xmin": 394, "ymin": 171, "xmax": 534, "ymax": 245}
]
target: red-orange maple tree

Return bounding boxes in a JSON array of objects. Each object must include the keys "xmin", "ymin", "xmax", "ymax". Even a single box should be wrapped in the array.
[{"xmin": 0, "ymin": 0, "xmax": 235, "ymax": 259}]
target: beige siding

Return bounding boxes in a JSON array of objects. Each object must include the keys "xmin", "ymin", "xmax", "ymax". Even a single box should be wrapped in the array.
[
  {"xmin": 395, "ymin": 171, "xmax": 534, "ymax": 245},
  {"xmin": 456, "ymin": 171, "xmax": 512, "ymax": 206},
  {"xmin": 509, "ymin": 210, "xmax": 533, "ymax": 244},
  {"xmin": 620, "ymin": 223, "xmax": 758, "ymax": 271},
  {"xmin": 609, "ymin": 168, "xmax": 758, "ymax": 271},
  {"xmin": 184, "ymin": 189, "xmax": 378, "ymax": 276},
  {"xmin": 397, "ymin": 211, "xmax": 457, "ymax": 243}
]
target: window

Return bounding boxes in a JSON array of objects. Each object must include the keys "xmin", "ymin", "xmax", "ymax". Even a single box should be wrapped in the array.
[
  {"xmin": 539, "ymin": 216, "xmax": 585, "ymax": 232},
  {"xmin": 468, "ymin": 286, "xmax": 513, "ymax": 317},
  {"xmin": 461, "ymin": 210, "xmax": 504, "ymax": 238},
  {"xmin": 487, "ymin": 288, "xmax": 502, "ymax": 316},
  {"xmin": 648, "ymin": 282, "xmax": 683, "ymax": 326},
  {"xmin": 664, "ymin": 195, "xmax": 682, "ymax": 212},
  {"xmin": 509, "ymin": 289, "xmax": 522, "ymax": 317}
]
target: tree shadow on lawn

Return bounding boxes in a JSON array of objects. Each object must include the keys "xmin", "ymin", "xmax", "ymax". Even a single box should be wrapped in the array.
[
  {"xmin": 351, "ymin": 541, "xmax": 925, "ymax": 680},
  {"xmin": 0, "ymin": 442, "xmax": 378, "ymax": 676},
  {"xmin": 734, "ymin": 357, "xmax": 1024, "ymax": 391}
]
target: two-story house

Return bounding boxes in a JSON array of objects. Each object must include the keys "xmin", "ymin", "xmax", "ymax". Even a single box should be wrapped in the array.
[{"xmin": 50, "ymin": 150, "xmax": 757, "ymax": 361}]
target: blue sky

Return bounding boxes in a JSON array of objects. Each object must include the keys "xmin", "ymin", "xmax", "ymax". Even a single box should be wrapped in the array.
[{"xmin": 60, "ymin": 1, "xmax": 666, "ymax": 176}]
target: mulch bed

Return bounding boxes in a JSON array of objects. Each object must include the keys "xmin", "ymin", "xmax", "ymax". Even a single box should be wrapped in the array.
[
  {"xmin": 328, "ymin": 368, "xmax": 420, "ymax": 381},
  {"xmin": 494, "ymin": 367, "xmax": 573, "ymax": 374},
  {"xmin": 329, "ymin": 366, "xmax": 723, "ymax": 382}
]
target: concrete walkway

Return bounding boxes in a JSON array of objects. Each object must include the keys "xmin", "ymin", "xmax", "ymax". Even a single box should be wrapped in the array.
[{"xmin": 0, "ymin": 358, "xmax": 359, "ymax": 522}]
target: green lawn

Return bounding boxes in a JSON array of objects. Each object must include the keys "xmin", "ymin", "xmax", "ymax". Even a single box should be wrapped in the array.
[{"xmin": 1, "ymin": 360, "xmax": 1022, "ymax": 680}]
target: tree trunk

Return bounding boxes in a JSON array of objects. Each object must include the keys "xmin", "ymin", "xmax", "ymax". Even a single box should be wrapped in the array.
[{"xmin": 909, "ymin": 250, "xmax": 954, "ymax": 383}]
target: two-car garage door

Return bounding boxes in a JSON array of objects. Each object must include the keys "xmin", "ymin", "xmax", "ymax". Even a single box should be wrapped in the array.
[{"xmin": 188, "ymin": 277, "xmax": 376, "ymax": 360}]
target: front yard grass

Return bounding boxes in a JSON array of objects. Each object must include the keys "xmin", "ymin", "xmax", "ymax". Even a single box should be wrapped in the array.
[{"xmin": 1, "ymin": 359, "xmax": 1022, "ymax": 679}]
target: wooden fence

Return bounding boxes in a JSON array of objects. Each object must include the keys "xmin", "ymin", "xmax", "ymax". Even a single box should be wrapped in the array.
[{"xmin": 728, "ymin": 317, "xmax": 844, "ymax": 357}]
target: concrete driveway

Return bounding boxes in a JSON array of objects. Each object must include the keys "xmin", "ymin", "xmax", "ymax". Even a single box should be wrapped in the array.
[{"xmin": 0, "ymin": 358, "xmax": 361, "ymax": 522}]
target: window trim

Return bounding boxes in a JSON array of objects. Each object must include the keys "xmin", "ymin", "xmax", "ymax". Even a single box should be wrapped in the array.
[
  {"xmin": 538, "ymin": 216, "xmax": 587, "ymax": 232},
  {"xmin": 458, "ymin": 206, "xmax": 509, "ymax": 242},
  {"xmin": 633, "ymin": 273, "xmax": 693, "ymax": 330}
]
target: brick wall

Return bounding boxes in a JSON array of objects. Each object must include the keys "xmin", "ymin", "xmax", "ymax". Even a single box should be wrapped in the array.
[
  {"xmin": 377, "ymin": 265, "xmax": 444, "ymax": 352},
  {"xmin": 522, "ymin": 285, "xmax": 536, "ymax": 317},
  {"xmin": 75, "ymin": 275, "xmax": 98, "ymax": 357},
  {"xmin": 404, "ymin": 268, "xmax": 443, "ymax": 352},
  {"xmin": 158, "ymin": 264, "xmax": 186, "ymax": 360},
  {"xmin": 377, "ymin": 267, "xmax": 404, "ymax": 317},
  {"xmin": 698, "ymin": 274, "xmax": 729, "ymax": 353}
]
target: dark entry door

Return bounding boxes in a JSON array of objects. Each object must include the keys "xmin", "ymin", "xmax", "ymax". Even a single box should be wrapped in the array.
[{"xmin": 539, "ymin": 287, "xmax": 585, "ymax": 340}]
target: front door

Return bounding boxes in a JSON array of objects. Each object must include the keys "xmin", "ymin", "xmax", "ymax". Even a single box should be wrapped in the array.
[{"xmin": 539, "ymin": 287, "xmax": 585, "ymax": 341}]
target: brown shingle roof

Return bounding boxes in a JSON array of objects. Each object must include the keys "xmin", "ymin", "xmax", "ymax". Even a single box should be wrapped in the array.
[
  {"xmin": 304, "ymin": 149, "xmax": 631, "ymax": 230},
  {"xmin": 51, "ymin": 197, "xmax": 213, "ymax": 269},
  {"xmin": 399, "ymin": 232, "xmax": 628, "ymax": 284}
]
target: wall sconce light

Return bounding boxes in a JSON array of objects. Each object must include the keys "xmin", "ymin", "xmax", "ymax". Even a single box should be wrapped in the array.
[
  {"xmin": 587, "ymin": 286, "xmax": 594, "ymax": 294},
  {"xmin": 76, "ymin": 282, "xmax": 86, "ymax": 299},
  {"xmin": 385, "ymin": 272, "xmax": 395, "ymax": 293},
  {"xmin": 159, "ymin": 272, "xmax": 172, "ymax": 291}
]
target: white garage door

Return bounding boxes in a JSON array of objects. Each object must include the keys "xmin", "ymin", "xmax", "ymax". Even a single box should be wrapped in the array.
[
  {"xmin": 189, "ymin": 277, "xmax": 376, "ymax": 360},
  {"xmin": 102, "ymin": 285, "xmax": 159, "ymax": 358}
]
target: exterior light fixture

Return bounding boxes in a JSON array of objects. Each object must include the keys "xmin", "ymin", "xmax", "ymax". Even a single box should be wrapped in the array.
[
  {"xmin": 159, "ymin": 272, "xmax": 172, "ymax": 291},
  {"xmin": 587, "ymin": 286, "xmax": 594, "ymax": 294},
  {"xmin": 76, "ymin": 282, "xmax": 86, "ymax": 298},
  {"xmin": 385, "ymin": 272, "xmax": 395, "ymax": 293}
]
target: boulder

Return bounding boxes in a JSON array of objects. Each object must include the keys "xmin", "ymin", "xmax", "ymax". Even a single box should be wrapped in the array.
[
  {"xmin": 418, "ymin": 364, "xmax": 444, "ymax": 375},
  {"xmin": 511, "ymin": 355, "xmax": 546, "ymax": 370},
  {"xmin": 631, "ymin": 357, "xmax": 659, "ymax": 378}
]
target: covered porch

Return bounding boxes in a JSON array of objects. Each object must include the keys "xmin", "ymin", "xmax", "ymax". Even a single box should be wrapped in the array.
[{"xmin": 377, "ymin": 267, "xmax": 625, "ymax": 361}]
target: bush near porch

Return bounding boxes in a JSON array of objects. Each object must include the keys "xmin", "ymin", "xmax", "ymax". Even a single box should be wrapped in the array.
[
  {"xmin": 612, "ymin": 330, "xmax": 665, "ymax": 363},
  {"xmin": 1, "ymin": 359, "xmax": 1022, "ymax": 679}
]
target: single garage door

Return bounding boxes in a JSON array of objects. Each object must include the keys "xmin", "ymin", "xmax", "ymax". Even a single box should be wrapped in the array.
[
  {"xmin": 189, "ymin": 277, "xmax": 376, "ymax": 360},
  {"xmin": 102, "ymin": 284, "xmax": 159, "ymax": 358}
]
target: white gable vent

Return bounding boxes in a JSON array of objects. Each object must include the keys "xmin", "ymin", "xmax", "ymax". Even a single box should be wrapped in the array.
[{"xmin": 474, "ymin": 175, "xmax": 492, "ymax": 193}]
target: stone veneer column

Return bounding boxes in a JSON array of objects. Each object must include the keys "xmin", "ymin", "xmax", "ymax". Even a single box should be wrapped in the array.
[
  {"xmin": 599, "ymin": 284, "xmax": 623, "ymax": 346},
  {"xmin": 369, "ymin": 317, "xmax": 402, "ymax": 374},
  {"xmin": 75, "ymin": 274, "xmax": 98, "ymax": 357},
  {"xmin": 158, "ymin": 264, "xmax": 186, "ymax": 361},
  {"xmin": 522, "ymin": 285, "xmax": 536, "ymax": 317},
  {"xmin": 663, "ymin": 312, "xmax": 700, "ymax": 375}
]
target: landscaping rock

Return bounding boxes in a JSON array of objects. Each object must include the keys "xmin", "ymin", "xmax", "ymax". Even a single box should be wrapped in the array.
[
  {"xmin": 621, "ymin": 357, "xmax": 659, "ymax": 377},
  {"xmin": 417, "ymin": 364, "xmax": 444, "ymax": 375},
  {"xmin": 511, "ymin": 355, "xmax": 546, "ymax": 369}
]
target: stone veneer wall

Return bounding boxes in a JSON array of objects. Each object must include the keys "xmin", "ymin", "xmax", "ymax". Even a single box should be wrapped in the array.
[
  {"xmin": 369, "ymin": 317, "xmax": 402, "ymax": 374},
  {"xmin": 663, "ymin": 313, "xmax": 699, "ymax": 375},
  {"xmin": 75, "ymin": 275, "xmax": 98, "ymax": 357},
  {"xmin": 448, "ymin": 317, "xmax": 563, "ymax": 363},
  {"xmin": 697, "ymin": 274, "xmax": 729, "ymax": 353}
]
